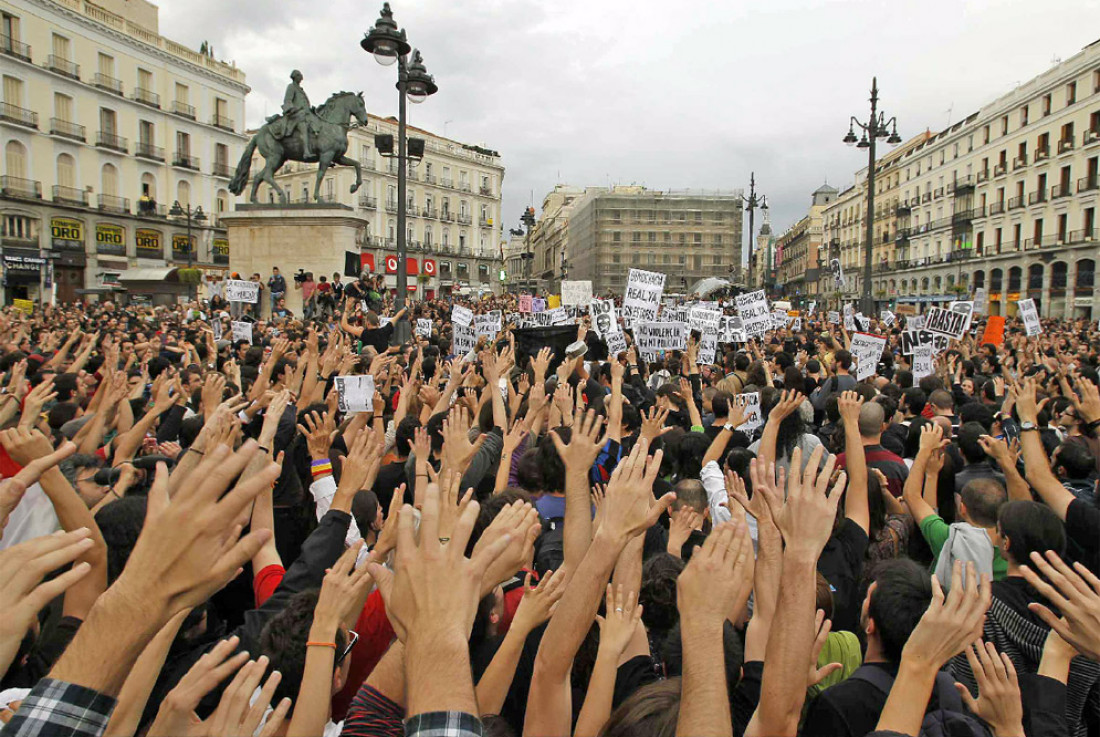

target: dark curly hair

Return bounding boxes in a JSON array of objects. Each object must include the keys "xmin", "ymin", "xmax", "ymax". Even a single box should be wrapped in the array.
[
  {"xmin": 259, "ymin": 589, "xmax": 347, "ymax": 713},
  {"xmin": 640, "ymin": 553, "xmax": 684, "ymax": 641}
]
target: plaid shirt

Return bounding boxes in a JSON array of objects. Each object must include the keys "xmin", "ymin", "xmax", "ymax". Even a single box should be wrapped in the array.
[
  {"xmin": 404, "ymin": 711, "xmax": 483, "ymax": 737},
  {"xmin": 1, "ymin": 678, "xmax": 115, "ymax": 737}
]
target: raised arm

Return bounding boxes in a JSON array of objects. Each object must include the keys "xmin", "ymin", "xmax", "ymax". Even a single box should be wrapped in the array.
[
  {"xmin": 758, "ymin": 389, "xmax": 803, "ymax": 464},
  {"xmin": 836, "ymin": 391, "xmax": 869, "ymax": 534},
  {"xmin": 1016, "ymin": 378, "xmax": 1076, "ymax": 519},
  {"xmin": 550, "ymin": 409, "xmax": 607, "ymax": 576},
  {"xmin": 902, "ymin": 424, "xmax": 942, "ymax": 525}
]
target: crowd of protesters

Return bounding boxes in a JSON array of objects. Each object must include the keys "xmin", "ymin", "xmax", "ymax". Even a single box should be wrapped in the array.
[{"xmin": 0, "ymin": 268, "xmax": 1097, "ymax": 737}]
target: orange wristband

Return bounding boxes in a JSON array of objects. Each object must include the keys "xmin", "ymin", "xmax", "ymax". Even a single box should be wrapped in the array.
[{"xmin": 306, "ymin": 641, "xmax": 337, "ymax": 649}]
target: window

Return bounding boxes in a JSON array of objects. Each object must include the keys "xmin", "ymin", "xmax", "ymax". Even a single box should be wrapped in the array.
[
  {"xmin": 56, "ymin": 153, "xmax": 75, "ymax": 188},
  {"xmin": 99, "ymin": 108, "xmax": 116, "ymax": 134},
  {"xmin": 459, "ymin": 233, "xmax": 466, "ymax": 251},
  {"xmin": 175, "ymin": 82, "xmax": 189, "ymax": 104},
  {"xmin": 612, "ymin": 231, "xmax": 621, "ymax": 242},
  {"xmin": 983, "ymin": 125, "xmax": 990, "ymax": 144},
  {"xmin": 215, "ymin": 97, "xmax": 228, "ymax": 119},
  {"xmin": 1001, "ymin": 115, "xmax": 1008, "ymax": 135},
  {"xmin": 53, "ymin": 92, "xmax": 72, "ymax": 121},
  {"xmin": 632, "ymin": 232, "xmax": 641, "ymax": 242},
  {"xmin": 442, "ymin": 229, "xmax": 449, "ymax": 247},
  {"xmin": 693, "ymin": 233, "xmax": 702, "ymax": 244},
  {"xmin": 2, "ymin": 13, "xmax": 20, "ymax": 43},
  {"xmin": 612, "ymin": 254, "xmax": 621, "ymax": 264},
  {"xmin": 217, "ymin": 189, "xmax": 228, "ymax": 214},
  {"xmin": 714, "ymin": 233, "xmax": 723, "ymax": 245},
  {"xmin": 141, "ymin": 173, "xmax": 156, "ymax": 198},
  {"xmin": 138, "ymin": 68, "xmax": 152, "ymax": 92},
  {"xmin": 3, "ymin": 75, "xmax": 22, "ymax": 106},
  {"xmin": 215, "ymin": 143, "xmax": 228, "ymax": 168},
  {"xmin": 1042, "ymin": 94, "xmax": 1052, "ymax": 116},
  {"xmin": 176, "ymin": 131, "xmax": 190, "ymax": 156},
  {"xmin": 1020, "ymin": 106, "xmax": 1029, "ymax": 126},
  {"xmin": 51, "ymin": 33, "xmax": 70, "ymax": 60},
  {"xmin": 97, "ymin": 53, "xmax": 114, "ymax": 77},
  {"xmin": 1067, "ymin": 81, "xmax": 1077, "ymax": 105},
  {"xmin": 648, "ymin": 232, "xmax": 656, "ymax": 242},
  {"xmin": 176, "ymin": 180, "xmax": 190, "ymax": 206},
  {"xmin": 139, "ymin": 120, "xmax": 153, "ymax": 145},
  {"xmin": 4, "ymin": 140, "xmax": 26, "ymax": 178},
  {"xmin": 101, "ymin": 163, "xmax": 118, "ymax": 196}
]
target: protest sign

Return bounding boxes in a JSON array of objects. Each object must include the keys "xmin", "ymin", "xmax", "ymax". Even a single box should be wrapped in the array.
[
  {"xmin": 590, "ymin": 299, "xmax": 619, "ymax": 336},
  {"xmin": 519, "ymin": 294, "xmax": 533, "ymax": 313},
  {"xmin": 771, "ymin": 309, "xmax": 791, "ymax": 330},
  {"xmin": 979, "ymin": 315, "xmax": 1005, "ymax": 346},
  {"xmin": 334, "ymin": 374, "xmax": 376, "ymax": 414},
  {"xmin": 880, "ymin": 310, "xmax": 896, "ymax": 328},
  {"xmin": 720, "ymin": 315, "xmax": 745, "ymax": 344},
  {"xmin": 532, "ymin": 297, "xmax": 546, "ymax": 313},
  {"xmin": 416, "ymin": 318, "xmax": 433, "ymax": 338},
  {"xmin": 231, "ymin": 321, "xmax": 253, "ymax": 344},
  {"xmin": 735, "ymin": 290, "xmax": 770, "ymax": 337},
  {"xmin": 830, "ymin": 258, "xmax": 845, "ymax": 289},
  {"xmin": 451, "ymin": 304, "xmax": 473, "ymax": 327},
  {"xmin": 807, "ymin": 300, "xmax": 817, "ymax": 315},
  {"xmin": 665, "ymin": 306, "xmax": 689, "ymax": 324},
  {"xmin": 12, "ymin": 299, "xmax": 32, "ymax": 315},
  {"xmin": 972, "ymin": 288, "xmax": 987, "ymax": 316},
  {"xmin": 474, "ymin": 311, "xmax": 502, "ymax": 337},
  {"xmin": 561, "ymin": 280, "xmax": 593, "ymax": 307},
  {"xmin": 948, "ymin": 301, "xmax": 975, "ymax": 334},
  {"xmin": 925, "ymin": 306, "xmax": 968, "ymax": 340},
  {"xmin": 854, "ymin": 312, "xmax": 870, "ymax": 332},
  {"xmin": 912, "ymin": 344, "xmax": 933, "ymax": 381},
  {"xmin": 548, "ymin": 295, "xmax": 561, "ymax": 309},
  {"xmin": 698, "ymin": 326, "xmax": 718, "ymax": 365},
  {"xmin": 843, "ymin": 304, "xmax": 855, "ymax": 332},
  {"xmin": 212, "ymin": 319, "xmax": 223, "ymax": 341},
  {"xmin": 604, "ymin": 330, "xmax": 628, "ymax": 356},
  {"xmin": 791, "ymin": 317, "xmax": 802, "ymax": 332},
  {"xmin": 689, "ymin": 307, "xmax": 721, "ymax": 334},
  {"xmin": 622, "ymin": 269, "xmax": 666, "ymax": 327},
  {"xmin": 908, "ymin": 314, "xmax": 926, "ymax": 330},
  {"xmin": 547, "ymin": 307, "xmax": 572, "ymax": 325},
  {"xmin": 827, "ymin": 311, "xmax": 840, "ymax": 325},
  {"xmin": 1018, "ymin": 298, "xmax": 1041, "ymax": 336},
  {"xmin": 225, "ymin": 279, "xmax": 259, "ymax": 303},
  {"xmin": 850, "ymin": 332, "xmax": 887, "ymax": 381},
  {"xmin": 636, "ymin": 322, "xmax": 687, "ymax": 361},
  {"xmin": 733, "ymin": 393, "xmax": 763, "ymax": 432},
  {"xmin": 452, "ymin": 323, "xmax": 477, "ymax": 354},
  {"xmin": 901, "ymin": 329, "xmax": 950, "ymax": 356}
]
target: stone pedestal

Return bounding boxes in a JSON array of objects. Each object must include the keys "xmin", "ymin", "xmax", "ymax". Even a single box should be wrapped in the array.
[{"xmin": 220, "ymin": 204, "xmax": 368, "ymax": 316}]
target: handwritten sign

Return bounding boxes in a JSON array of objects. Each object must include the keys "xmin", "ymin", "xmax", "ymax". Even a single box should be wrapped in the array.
[
  {"xmin": 605, "ymin": 330, "xmax": 628, "ymax": 356},
  {"xmin": 734, "ymin": 392, "xmax": 763, "ymax": 432},
  {"xmin": 590, "ymin": 299, "xmax": 619, "ymax": 336},
  {"xmin": 843, "ymin": 304, "xmax": 855, "ymax": 332},
  {"xmin": 636, "ymin": 321, "xmax": 687, "ymax": 361},
  {"xmin": 519, "ymin": 294, "xmax": 533, "ymax": 313},
  {"xmin": 225, "ymin": 279, "xmax": 259, "ymax": 303},
  {"xmin": 532, "ymin": 297, "xmax": 546, "ymax": 313},
  {"xmin": 980, "ymin": 315, "xmax": 1005, "ymax": 346},
  {"xmin": 416, "ymin": 319, "xmax": 433, "ymax": 338},
  {"xmin": 334, "ymin": 374, "xmax": 376, "ymax": 414},
  {"xmin": 827, "ymin": 311, "xmax": 840, "ymax": 325},
  {"xmin": 451, "ymin": 305, "xmax": 473, "ymax": 327},
  {"xmin": 452, "ymin": 323, "xmax": 477, "ymax": 355},
  {"xmin": 473, "ymin": 311, "xmax": 502, "ymax": 337},
  {"xmin": 880, "ymin": 310, "xmax": 896, "ymax": 328},
  {"xmin": 925, "ymin": 306, "xmax": 968, "ymax": 340},
  {"xmin": 912, "ymin": 344, "xmax": 933, "ymax": 381},
  {"xmin": 850, "ymin": 332, "xmax": 887, "ymax": 381},
  {"xmin": 561, "ymin": 280, "xmax": 593, "ymax": 307},
  {"xmin": 1017, "ymin": 298, "xmax": 1041, "ymax": 336},
  {"xmin": 622, "ymin": 269, "xmax": 666, "ymax": 327},
  {"xmin": 736, "ymin": 290, "xmax": 770, "ymax": 338},
  {"xmin": 12, "ymin": 299, "xmax": 32, "ymax": 315}
]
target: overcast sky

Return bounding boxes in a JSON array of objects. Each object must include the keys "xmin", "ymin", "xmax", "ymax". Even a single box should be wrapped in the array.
[{"xmin": 162, "ymin": 0, "xmax": 1100, "ymax": 255}]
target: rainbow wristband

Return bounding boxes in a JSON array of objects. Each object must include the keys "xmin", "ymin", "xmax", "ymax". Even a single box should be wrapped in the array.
[{"xmin": 311, "ymin": 460, "xmax": 333, "ymax": 477}]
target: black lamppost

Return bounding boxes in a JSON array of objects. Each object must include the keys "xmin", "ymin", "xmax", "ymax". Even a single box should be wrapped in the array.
[
  {"xmin": 170, "ymin": 199, "xmax": 205, "ymax": 300},
  {"xmin": 362, "ymin": 2, "xmax": 436, "ymax": 339},
  {"xmin": 742, "ymin": 173, "xmax": 767, "ymax": 290},
  {"xmin": 843, "ymin": 77, "xmax": 901, "ymax": 315},
  {"xmin": 519, "ymin": 206, "xmax": 536, "ymax": 292}
]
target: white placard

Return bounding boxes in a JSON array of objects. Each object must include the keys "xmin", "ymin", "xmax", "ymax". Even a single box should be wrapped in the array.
[
  {"xmin": 948, "ymin": 301, "xmax": 975, "ymax": 334},
  {"xmin": 636, "ymin": 321, "xmax": 688, "ymax": 361},
  {"xmin": 843, "ymin": 304, "xmax": 855, "ymax": 332},
  {"xmin": 225, "ymin": 279, "xmax": 259, "ymax": 303},
  {"xmin": 908, "ymin": 314, "xmax": 926, "ymax": 331},
  {"xmin": 334, "ymin": 374, "xmax": 376, "ymax": 414},
  {"xmin": 474, "ymin": 311, "xmax": 502, "ymax": 337},
  {"xmin": 416, "ymin": 319, "xmax": 433, "ymax": 337},
  {"xmin": 854, "ymin": 312, "xmax": 871, "ymax": 332},
  {"xmin": 734, "ymin": 392, "xmax": 763, "ymax": 432},
  {"xmin": 719, "ymin": 315, "xmax": 745, "ymax": 344},
  {"xmin": 972, "ymin": 289, "xmax": 987, "ymax": 316},
  {"xmin": 622, "ymin": 269, "xmax": 666, "ymax": 327},
  {"xmin": 830, "ymin": 258, "xmax": 846, "ymax": 289},
  {"xmin": 912, "ymin": 344, "xmax": 934, "ymax": 381},
  {"xmin": 850, "ymin": 332, "xmax": 887, "ymax": 381},
  {"xmin": 561, "ymin": 280, "xmax": 593, "ymax": 307},
  {"xmin": 771, "ymin": 310, "xmax": 791, "ymax": 330},
  {"xmin": 547, "ymin": 307, "xmax": 571, "ymax": 325},
  {"xmin": 1017, "ymin": 298, "xmax": 1041, "ymax": 336},
  {"xmin": 880, "ymin": 310, "xmax": 896, "ymax": 328},
  {"xmin": 807, "ymin": 301, "xmax": 817, "ymax": 315},
  {"xmin": 212, "ymin": 319, "xmax": 223, "ymax": 341},
  {"xmin": 827, "ymin": 311, "xmax": 840, "ymax": 325},
  {"xmin": 791, "ymin": 317, "xmax": 802, "ymax": 332},
  {"xmin": 925, "ymin": 306, "xmax": 968, "ymax": 340},
  {"xmin": 231, "ymin": 321, "xmax": 253, "ymax": 344},
  {"xmin": 604, "ymin": 330, "xmax": 628, "ymax": 356},
  {"xmin": 451, "ymin": 305, "xmax": 473, "ymax": 327},
  {"xmin": 689, "ymin": 307, "xmax": 722, "ymax": 334},
  {"xmin": 735, "ymin": 290, "xmax": 770, "ymax": 338},
  {"xmin": 452, "ymin": 323, "xmax": 477, "ymax": 354},
  {"xmin": 590, "ymin": 299, "xmax": 619, "ymax": 336}
]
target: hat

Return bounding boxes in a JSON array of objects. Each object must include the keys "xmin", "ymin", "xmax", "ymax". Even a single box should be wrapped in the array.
[{"xmin": 59, "ymin": 413, "xmax": 95, "ymax": 440}]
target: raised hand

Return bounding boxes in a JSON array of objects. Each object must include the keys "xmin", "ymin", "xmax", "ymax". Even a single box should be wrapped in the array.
[
  {"xmin": 836, "ymin": 390, "xmax": 863, "ymax": 426},
  {"xmin": 954, "ymin": 641, "xmax": 1023, "ymax": 737},
  {"xmin": 596, "ymin": 584, "xmax": 643, "ymax": 656},
  {"xmin": 639, "ymin": 406, "xmax": 671, "ymax": 444},
  {"xmin": 296, "ymin": 410, "xmax": 336, "ymax": 462},
  {"xmin": 901, "ymin": 560, "xmax": 991, "ymax": 671},
  {"xmin": 599, "ymin": 438, "xmax": 675, "ymax": 543},
  {"xmin": 511, "ymin": 570, "xmax": 566, "ymax": 635},
  {"xmin": 550, "ymin": 408, "xmax": 606, "ymax": 470},
  {"xmin": 667, "ymin": 505, "xmax": 701, "ymax": 557},
  {"xmin": 757, "ymin": 445, "xmax": 844, "ymax": 555},
  {"xmin": 677, "ymin": 521, "xmax": 753, "ymax": 627},
  {"xmin": 1020, "ymin": 550, "xmax": 1100, "ymax": 660}
]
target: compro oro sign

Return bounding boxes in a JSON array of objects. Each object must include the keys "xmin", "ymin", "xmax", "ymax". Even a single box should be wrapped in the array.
[
  {"xmin": 135, "ymin": 229, "xmax": 163, "ymax": 258},
  {"xmin": 172, "ymin": 234, "xmax": 194, "ymax": 260},
  {"xmin": 95, "ymin": 224, "xmax": 125, "ymax": 256},
  {"xmin": 50, "ymin": 218, "xmax": 85, "ymax": 251}
]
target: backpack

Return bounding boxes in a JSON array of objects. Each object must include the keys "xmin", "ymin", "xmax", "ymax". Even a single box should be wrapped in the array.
[
  {"xmin": 849, "ymin": 665, "xmax": 992, "ymax": 737},
  {"xmin": 532, "ymin": 517, "xmax": 564, "ymax": 575}
]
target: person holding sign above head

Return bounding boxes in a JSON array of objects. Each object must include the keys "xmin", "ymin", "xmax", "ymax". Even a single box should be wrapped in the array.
[{"xmin": 341, "ymin": 296, "xmax": 407, "ymax": 353}]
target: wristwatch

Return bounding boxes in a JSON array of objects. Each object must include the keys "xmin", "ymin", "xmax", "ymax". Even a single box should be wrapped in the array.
[
  {"xmin": 1018, "ymin": 421, "xmax": 1039, "ymax": 432},
  {"xmin": 723, "ymin": 423, "xmax": 735, "ymax": 432}
]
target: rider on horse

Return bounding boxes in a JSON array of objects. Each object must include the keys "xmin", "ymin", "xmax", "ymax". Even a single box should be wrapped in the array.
[{"xmin": 274, "ymin": 70, "xmax": 314, "ymax": 158}]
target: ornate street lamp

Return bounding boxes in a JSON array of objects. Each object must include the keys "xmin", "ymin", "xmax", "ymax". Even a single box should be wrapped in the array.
[{"xmin": 170, "ymin": 200, "xmax": 205, "ymax": 300}]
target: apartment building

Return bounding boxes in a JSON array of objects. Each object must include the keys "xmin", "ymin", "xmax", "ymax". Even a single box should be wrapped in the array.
[
  {"xmin": 751, "ymin": 209, "xmax": 774, "ymax": 291},
  {"xmin": 875, "ymin": 40, "xmax": 1100, "ymax": 318},
  {"xmin": 775, "ymin": 183, "xmax": 836, "ymax": 303},
  {"xmin": 257, "ymin": 115, "xmax": 504, "ymax": 297},
  {"xmin": 529, "ymin": 184, "xmax": 582, "ymax": 293},
  {"xmin": 0, "ymin": 0, "xmax": 248, "ymax": 304},
  {"xmin": 564, "ymin": 186, "xmax": 744, "ymax": 295}
]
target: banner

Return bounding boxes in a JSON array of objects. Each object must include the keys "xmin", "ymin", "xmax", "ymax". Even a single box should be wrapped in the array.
[
  {"xmin": 335, "ymin": 375, "xmax": 376, "ymax": 414},
  {"xmin": 622, "ymin": 269, "xmax": 666, "ymax": 327},
  {"xmin": 416, "ymin": 318, "xmax": 433, "ymax": 337},
  {"xmin": 96, "ymin": 224, "xmax": 126, "ymax": 256},
  {"xmin": 925, "ymin": 306, "xmax": 968, "ymax": 340},
  {"xmin": 735, "ymin": 289, "xmax": 770, "ymax": 337},
  {"xmin": 636, "ymin": 321, "xmax": 688, "ymax": 361},
  {"xmin": 561, "ymin": 280, "xmax": 593, "ymax": 307},
  {"xmin": 979, "ymin": 315, "xmax": 1005, "ymax": 346},
  {"xmin": 135, "ymin": 229, "xmax": 162, "ymax": 257},
  {"xmin": 850, "ymin": 332, "xmax": 887, "ymax": 381},
  {"xmin": 225, "ymin": 279, "xmax": 259, "ymax": 303},
  {"xmin": 733, "ymin": 393, "xmax": 763, "ymax": 432},
  {"xmin": 452, "ymin": 323, "xmax": 477, "ymax": 355},
  {"xmin": 880, "ymin": 310, "xmax": 896, "ymax": 328},
  {"xmin": 590, "ymin": 298, "xmax": 619, "ymax": 336},
  {"xmin": 1017, "ymin": 298, "xmax": 1041, "ymax": 336}
]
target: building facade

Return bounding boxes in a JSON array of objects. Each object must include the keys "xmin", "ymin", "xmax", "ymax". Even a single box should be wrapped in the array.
[
  {"xmin": 254, "ymin": 113, "xmax": 504, "ymax": 298},
  {"xmin": 752, "ymin": 210, "xmax": 774, "ymax": 292},
  {"xmin": 564, "ymin": 186, "xmax": 744, "ymax": 295},
  {"xmin": 530, "ymin": 184, "xmax": 582, "ymax": 294},
  {"xmin": 775, "ymin": 184, "xmax": 837, "ymax": 304},
  {"xmin": 0, "ymin": 0, "xmax": 248, "ymax": 304}
]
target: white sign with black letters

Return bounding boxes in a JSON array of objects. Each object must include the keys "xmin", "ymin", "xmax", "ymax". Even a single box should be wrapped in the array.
[
  {"xmin": 622, "ymin": 269, "xmax": 666, "ymax": 327},
  {"xmin": 590, "ymin": 299, "xmax": 619, "ymax": 336},
  {"xmin": 231, "ymin": 321, "xmax": 253, "ymax": 344},
  {"xmin": 1018, "ymin": 298, "xmax": 1041, "ymax": 336},
  {"xmin": 636, "ymin": 322, "xmax": 687, "ymax": 361},
  {"xmin": 736, "ymin": 290, "xmax": 770, "ymax": 338},
  {"xmin": 561, "ymin": 280, "xmax": 593, "ymax": 307},
  {"xmin": 225, "ymin": 279, "xmax": 259, "ymax": 303},
  {"xmin": 451, "ymin": 305, "xmax": 473, "ymax": 327},
  {"xmin": 849, "ymin": 332, "xmax": 887, "ymax": 381},
  {"xmin": 734, "ymin": 392, "xmax": 763, "ymax": 432},
  {"xmin": 925, "ymin": 306, "xmax": 968, "ymax": 340},
  {"xmin": 335, "ymin": 374, "xmax": 376, "ymax": 414}
]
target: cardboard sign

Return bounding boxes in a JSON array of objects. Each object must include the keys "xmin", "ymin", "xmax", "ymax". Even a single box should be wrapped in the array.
[
  {"xmin": 980, "ymin": 315, "xmax": 1005, "ymax": 346},
  {"xmin": 622, "ymin": 269, "xmax": 666, "ymax": 327},
  {"xmin": 771, "ymin": 309, "xmax": 791, "ymax": 330},
  {"xmin": 416, "ymin": 319, "xmax": 433, "ymax": 338},
  {"xmin": 451, "ymin": 305, "xmax": 474, "ymax": 327},
  {"xmin": 561, "ymin": 280, "xmax": 593, "ymax": 307},
  {"xmin": 474, "ymin": 311, "xmax": 502, "ymax": 337},
  {"xmin": 925, "ymin": 306, "xmax": 968, "ymax": 340},
  {"xmin": 850, "ymin": 332, "xmax": 887, "ymax": 381},
  {"xmin": 225, "ymin": 279, "xmax": 259, "ymax": 303},
  {"xmin": 880, "ymin": 310, "xmax": 896, "ymax": 328},
  {"xmin": 908, "ymin": 314, "xmax": 926, "ymax": 330},
  {"xmin": 636, "ymin": 322, "xmax": 688, "ymax": 361},
  {"xmin": 1018, "ymin": 298, "xmax": 1041, "ymax": 336},
  {"xmin": 827, "ymin": 311, "xmax": 840, "ymax": 325},
  {"xmin": 519, "ymin": 294, "xmax": 533, "ymax": 313},
  {"xmin": 334, "ymin": 374, "xmax": 376, "ymax": 414},
  {"xmin": 12, "ymin": 298, "xmax": 32, "ymax": 315},
  {"xmin": 735, "ymin": 290, "xmax": 770, "ymax": 337},
  {"xmin": 895, "ymin": 303, "xmax": 918, "ymax": 316},
  {"xmin": 734, "ymin": 392, "xmax": 763, "ymax": 432},
  {"xmin": 791, "ymin": 317, "xmax": 802, "ymax": 332},
  {"xmin": 547, "ymin": 307, "xmax": 571, "ymax": 325},
  {"xmin": 972, "ymin": 288, "xmax": 987, "ymax": 316},
  {"xmin": 605, "ymin": 330, "xmax": 628, "ymax": 356},
  {"xmin": 231, "ymin": 321, "xmax": 253, "ymax": 344},
  {"xmin": 912, "ymin": 344, "xmax": 934, "ymax": 381},
  {"xmin": 901, "ymin": 329, "xmax": 950, "ymax": 356},
  {"xmin": 548, "ymin": 295, "xmax": 561, "ymax": 309},
  {"xmin": 854, "ymin": 312, "xmax": 870, "ymax": 332},
  {"xmin": 948, "ymin": 301, "xmax": 975, "ymax": 334},
  {"xmin": 843, "ymin": 304, "xmax": 855, "ymax": 332},
  {"xmin": 452, "ymin": 323, "xmax": 477, "ymax": 355},
  {"xmin": 590, "ymin": 299, "xmax": 619, "ymax": 336},
  {"xmin": 689, "ymin": 307, "xmax": 722, "ymax": 334}
]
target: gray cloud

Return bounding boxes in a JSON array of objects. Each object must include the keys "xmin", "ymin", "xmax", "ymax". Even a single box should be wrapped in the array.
[{"xmin": 160, "ymin": 0, "xmax": 1100, "ymax": 258}]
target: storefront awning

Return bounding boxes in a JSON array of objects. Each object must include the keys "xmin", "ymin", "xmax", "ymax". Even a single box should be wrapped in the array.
[{"xmin": 118, "ymin": 267, "xmax": 179, "ymax": 283}]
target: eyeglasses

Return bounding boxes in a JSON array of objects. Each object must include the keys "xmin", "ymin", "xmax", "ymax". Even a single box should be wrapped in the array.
[{"xmin": 337, "ymin": 629, "xmax": 359, "ymax": 666}]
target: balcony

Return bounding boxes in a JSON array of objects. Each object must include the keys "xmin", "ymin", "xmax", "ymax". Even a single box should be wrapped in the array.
[
  {"xmin": 0, "ymin": 35, "xmax": 31, "ymax": 63},
  {"xmin": 441, "ymin": 178, "xmax": 454, "ymax": 188},
  {"xmin": 479, "ymin": 217, "xmax": 493, "ymax": 227},
  {"xmin": 406, "ymin": 204, "xmax": 420, "ymax": 217},
  {"xmin": 0, "ymin": 102, "xmax": 38, "ymax": 129},
  {"xmin": 896, "ymin": 201, "xmax": 911, "ymax": 215},
  {"xmin": 1052, "ymin": 183, "xmax": 1072, "ymax": 199},
  {"xmin": 989, "ymin": 201, "xmax": 1006, "ymax": 215},
  {"xmin": 358, "ymin": 195, "xmax": 377, "ymax": 210},
  {"xmin": 46, "ymin": 55, "xmax": 80, "ymax": 79},
  {"xmin": 457, "ymin": 213, "xmax": 472, "ymax": 225},
  {"xmin": 135, "ymin": 141, "xmax": 165, "ymax": 161},
  {"xmin": 1012, "ymin": 155, "xmax": 1028, "ymax": 170},
  {"xmin": 480, "ymin": 186, "xmax": 493, "ymax": 196},
  {"xmin": 459, "ymin": 183, "xmax": 472, "ymax": 193},
  {"xmin": 171, "ymin": 100, "xmax": 196, "ymax": 119},
  {"xmin": 422, "ymin": 207, "xmax": 437, "ymax": 219},
  {"xmin": 895, "ymin": 228, "xmax": 910, "ymax": 242},
  {"xmin": 0, "ymin": 176, "xmax": 42, "ymax": 200},
  {"xmin": 48, "ymin": 118, "xmax": 85, "ymax": 141},
  {"xmin": 933, "ymin": 187, "xmax": 944, "ymax": 198},
  {"xmin": 210, "ymin": 114, "xmax": 234, "ymax": 131},
  {"xmin": 1028, "ymin": 190, "xmax": 1047, "ymax": 205},
  {"xmin": 385, "ymin": 201, "xmax": 397, "ymax": 214},
  {"xmin": 93, "ymin": 72, "xmax": 123, "ymax": 95},
  {"xmin": 212, "ymin": 160, "xmax": 232, "ymax": 178},
  {"xmin": 1078, "ymin": 176, "xmax": 1099, "ymax": 193},
  {"xmin": 1022, "ymin": 237, "xmax": 1044, "ymax": 251},
  {"xmin": 97, "ymin": 194, "xmax": 129, "ymax": 214},
  {"xmin": 423, "ymin": 174, "xmax": 436, "ymax": 184},
  {"xmin": 173, "ymin": 152, "xmax": 200, "ymax": 170},
  {"xmin": 994, "ymin": 163, "xmax": 1008, "ymax": 177},
  {"xmin": 51, "ymin": 185, "xmax": 88, "ymax": 206},
  {"xmin": 1084, "ymin": 128, "xmax": 1100, "ymax": 146},
  {"xmin": 1068, "ymin": 229, "xmax": 1098, "ymax": 243},
  {"xmin": 132, "ymin": 87, "xmax": 160, "ymax": 108},
  {"xmin": 1058, "ymin": 138, "xmax": 1075, "ymax": 154},
  {"xmin": 921, "ymin": 192, "xmax": 932, "ymax": 203},
  {"xmin": 977, "ymin": 169, "xmax": 990, "ymax": 183},
  {"xmin": 95, "ymin": 130, "xmax": 128, "ymax": 153},
  {"xmin": 1007, "ymin": 195, "xmax": 1026, "ymax": 210},
  {"xmin": 136, "ymin": 201, "xmax": 166, "ymax": 218},
  {"xmin": 440, "ymin": 211, "xmax": 454, "ymax": 222},
  {"xmin": 953, "ymin": 176, "xmax": 975, "ymax": 193},
  {"xmin": 1034, "ymin": 146, "xmax": 1050, "ymax": 162},
  {"xmin": 953, "ymin": 207, "xmax": 982, "ymax": 222},
  {"xmin": 407, "ymin": 169, "xmax": 419, "ymax": 181},
  {"xmin": 359, "ymin": 158, "xmax": 376, "ymax": 171}
]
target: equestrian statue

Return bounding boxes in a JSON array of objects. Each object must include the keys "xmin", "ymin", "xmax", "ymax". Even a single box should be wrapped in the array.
[{"xmin": 228, "ymin": 70, "xmax": 369, "ymax": 204}]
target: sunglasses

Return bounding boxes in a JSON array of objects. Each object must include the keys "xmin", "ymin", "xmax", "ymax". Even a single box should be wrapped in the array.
[{"xmin": 337, "ymin": 629, "xmax": 359, "ymax": 666}]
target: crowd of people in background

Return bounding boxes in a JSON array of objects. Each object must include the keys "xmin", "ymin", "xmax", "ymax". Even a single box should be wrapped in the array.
[{"xmin": 0, "ymin": 269, "xmax": 1097, "ymax": 737}]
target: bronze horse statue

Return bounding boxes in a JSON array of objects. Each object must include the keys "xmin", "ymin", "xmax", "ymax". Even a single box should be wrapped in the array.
[{"xmin": 228, "ymin": 91, "xmax": 369, "ymax": 204}]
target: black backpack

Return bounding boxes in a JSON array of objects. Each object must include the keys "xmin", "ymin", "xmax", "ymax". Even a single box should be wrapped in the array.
[
  {"xmin": 532, "ymin": 517, "xmax": 564, "ymax": 576},
  {"xmin": 849, "ymin": 665, "xmax": 992, "ymax": 737}
]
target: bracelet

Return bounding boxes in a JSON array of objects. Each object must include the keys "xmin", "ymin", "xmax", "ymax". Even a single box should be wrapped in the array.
[
  {"xmin": 306, "ymin": 641, "xmax": 337, "ymax": 649},
  {"xmin": 186, "ymin": 448, "xmax": 204, "ymax": 457},
  {"xmin": 1084, "ymin": 419, "xmax": 1100, "ymax": 434},
  {"xmin": 257, "ymin": 445, "xmax": 271, "ymax": 454}
]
